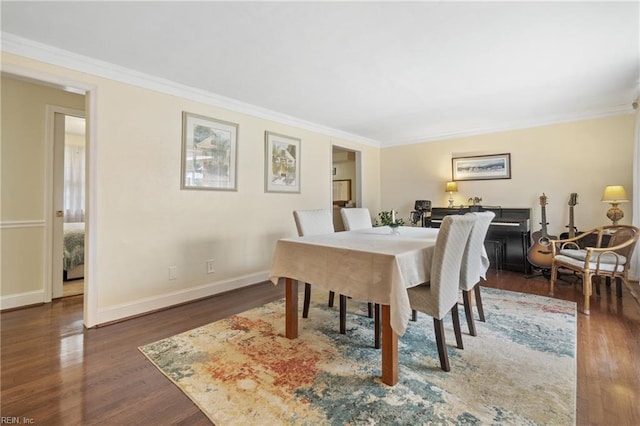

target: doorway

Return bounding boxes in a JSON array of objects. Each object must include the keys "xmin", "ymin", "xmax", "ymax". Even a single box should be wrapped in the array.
[
  {"xmin": 52, "ymin": 112, "xmax": 86, "ymax": 298},
  {"xmin": 331, "ymin": 145, "xmax": 362, "ymax": 231},
  {"xmin": 2, "ymin": 64, "xmax": 96, "ymax": 326}
]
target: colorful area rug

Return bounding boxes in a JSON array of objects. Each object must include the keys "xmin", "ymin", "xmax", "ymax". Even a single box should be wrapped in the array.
[{"xmin": 139, "ymin": 288, "xmax": 576, "ymax": 425}]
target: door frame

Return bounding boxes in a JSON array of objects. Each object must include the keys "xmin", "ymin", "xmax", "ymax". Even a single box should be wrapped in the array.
[{"xmin": 3, "ymin": 63, "xmax": 99, "ymax": 328}]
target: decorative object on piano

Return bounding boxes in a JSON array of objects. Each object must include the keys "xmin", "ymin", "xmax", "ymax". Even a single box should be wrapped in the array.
[
  {"xmin": 445, "ymin": 181, "xmax": 458, "ymax": 208},
  {"xmin": 559, "ymin": 193, "xmax": 579, "ymax": 239},
  {"xmin": 601, "ymin": 185, "xmax": 628, "ymax": 225},
  {"xmin": 410, "ymin": 200, "xmax": 432, "ymax": 227},
  {"xmin": 375, "ymin": 210, "xmax": 405, "ymax": 227},
  {"xmin": 527, "ymin": 193, "xmax": 557, "ymax": 270},
  {"xmin": 467, "ymin": 196, "xmax": 482, "ymax": 206},
  {"xmin": 452, "ymin": 153, "xmax": 511, "ymax": 181}
]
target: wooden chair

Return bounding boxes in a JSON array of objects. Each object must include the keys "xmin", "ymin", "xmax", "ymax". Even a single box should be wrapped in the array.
[
  {"xmin": 549, "ymin": 225, "xmax": 639, "ymax": 314},
  {"xmin": 407, "ymin": 214, "xmax": 476, "ymax": 371},
  {"xmin": 460, "ymin": 211, "xmax": 495, "ymax": 336}
]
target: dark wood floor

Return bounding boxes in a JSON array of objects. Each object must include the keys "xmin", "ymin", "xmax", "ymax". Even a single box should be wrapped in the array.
[{"xmin": 2, "ymin": 270, "xmax": 639, "ymax": 425}]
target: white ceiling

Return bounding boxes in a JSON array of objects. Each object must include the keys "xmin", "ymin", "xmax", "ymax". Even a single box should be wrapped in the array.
[{"xmin": 2, "ymin": 1, "xmax": 638, "ymax": 146}]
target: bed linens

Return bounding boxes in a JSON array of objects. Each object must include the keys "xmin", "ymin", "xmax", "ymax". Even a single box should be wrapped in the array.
[{"xmin": 63, "ymin": 222, "xmax": 85, "ymax": 271}]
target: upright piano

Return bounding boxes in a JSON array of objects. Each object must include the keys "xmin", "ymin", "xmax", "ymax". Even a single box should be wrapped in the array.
[{"xmin": 430, "ymin": 206, "xmax": 531, "ymax": 273}]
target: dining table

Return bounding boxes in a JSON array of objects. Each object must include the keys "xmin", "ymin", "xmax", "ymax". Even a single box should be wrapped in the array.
[{"xmin": 269, "ymin": 225, "xmax": 441, "ymax": 386}]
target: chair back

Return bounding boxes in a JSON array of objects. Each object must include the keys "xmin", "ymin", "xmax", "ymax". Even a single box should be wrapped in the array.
[
  {"xmin": 605, "ymin": 225, "xmax": 639, "ymax": 259},
  {"xmin": 429, "ymin": 215, "xmax": 476, "ymax": 318},
  {"xmin": 293, "ymin": 209, "xmax": 334, "ymax": 237},
  {"xmin": 340, "ymin": 208, "xmax": 373, "ymax": 231},
  {"xmin": 460, "ymin": 211, "xmax": 495, "ymax": 291}
]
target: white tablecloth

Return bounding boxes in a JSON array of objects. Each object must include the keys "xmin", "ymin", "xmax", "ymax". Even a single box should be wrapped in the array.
[{"xmin": 269, "ymin": 226, "xmax": 440, "ymax": 336}]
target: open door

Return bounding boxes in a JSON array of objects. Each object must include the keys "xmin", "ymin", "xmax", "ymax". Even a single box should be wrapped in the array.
[{"xmin": 52, "ymin": 110, "xmax": 86, "ymax": 299}]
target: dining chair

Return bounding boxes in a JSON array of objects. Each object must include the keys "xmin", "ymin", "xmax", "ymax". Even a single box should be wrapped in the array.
[
  {"xmin": 338, "ymin": 207, "xmax": 380, "ymax": 346},
  {"xmin": 293, "ymin": 209, "xmax": 340, "ymax": 318},
  {"xmin": 293, "ymin": 208, "xmax": 377, "ymax": 344},
  {"xmin": 340, "ymin": 207, "xmax": 373, "ymax": 231},
  {"xmin": 460, "ymin": 211, "xmax": 495, "ymax": 336},
  {"xmin": 407, "ymin": 214, "xmax": 476, "ymax": 372},
  {"xmin": 549, "ymin": 224, "xmax": 639, "ymax": 314}
]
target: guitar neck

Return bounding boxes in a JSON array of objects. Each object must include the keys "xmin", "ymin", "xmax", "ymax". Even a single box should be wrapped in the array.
[
  {"xmin": 568, "ymin": 206, "xmax": 575, "ymax": 238},
  {"xmin": 540, "ymin": 206, "xmax": 548, "ymax": 234}
]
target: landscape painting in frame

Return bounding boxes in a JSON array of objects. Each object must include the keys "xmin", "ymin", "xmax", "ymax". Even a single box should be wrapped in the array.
[
  {"xmin": 452, "ymin": 153, "xmax": 511, "ymax": 181},
  {"xmin": 181, "ymin": 112, "xmax": 238, "ymax": 190},
  {"xmin": 265, "ymin": 131, "xmax": 301, "ymax": 193}
]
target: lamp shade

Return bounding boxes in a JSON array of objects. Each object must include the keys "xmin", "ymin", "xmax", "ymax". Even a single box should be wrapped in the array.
[
  {"xmin": 601, "ymin": 185, "xmax": 629, "ymax": 203},
  {"xmin": 445, "ymin": 181, "xmax": 458, "ymax": 193}
]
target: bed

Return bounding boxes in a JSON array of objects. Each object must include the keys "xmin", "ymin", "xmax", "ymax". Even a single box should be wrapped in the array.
[{"xmin": 63, "ymin": 222, "xmax": 85, "ymax": 280}]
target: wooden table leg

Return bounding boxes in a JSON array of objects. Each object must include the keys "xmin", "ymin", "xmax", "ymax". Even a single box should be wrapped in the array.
[
  {"xmin": 285, "ymin": 278, "xmax": 298, "ymax": 339},
  {"xmin": 381, "ymin": 304, "xmax": 398, "ymax": 386}
]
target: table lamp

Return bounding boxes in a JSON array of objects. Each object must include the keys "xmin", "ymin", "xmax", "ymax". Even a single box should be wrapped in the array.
[
  {"xmin": 445, "ymin": 181, "xmax": 458, "ymax": 208},
  {"xmin": 601, "ymin": 185, "xmax": 629, "ymax": 225}
]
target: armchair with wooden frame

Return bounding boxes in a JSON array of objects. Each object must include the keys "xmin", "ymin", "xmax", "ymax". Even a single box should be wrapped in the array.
[{"xmin": 549, "ymin": 225, "xmax": 639, "ymax": 315}]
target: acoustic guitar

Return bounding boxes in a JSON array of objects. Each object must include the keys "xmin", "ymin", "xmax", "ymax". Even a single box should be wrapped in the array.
[
  {"xmin": 559, "ymin": 193, "xmax": 578, "ymax": 240},
  {"xmin": 527, "ymin": 194, "xmax": 558, "ymax": 270}
]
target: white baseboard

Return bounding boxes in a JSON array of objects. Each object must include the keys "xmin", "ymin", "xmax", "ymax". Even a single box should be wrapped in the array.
[
  {"xmin": 0, "ymin": 290, "xmax": 45, "ymax": 310},
  {"xmin": 94, "ymin": 271, "xmax": 270, "ymax": 326}
]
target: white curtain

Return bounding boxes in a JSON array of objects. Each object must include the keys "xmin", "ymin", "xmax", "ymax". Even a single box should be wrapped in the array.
[
  {"xmin": 632, "ymin": 106, "xmax": 639, "ymax": 280},
  {"xmin": 64, "ymin": 144, "xmax": 85, "ymax": 223}
]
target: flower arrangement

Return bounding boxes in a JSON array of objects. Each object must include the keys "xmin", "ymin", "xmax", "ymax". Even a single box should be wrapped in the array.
[
  {"xmin": 468, "ymin": 197, "xmax": 483, "ymax": 206},
  {"xmin": 375, "ymin": 210, "xmax": 405, "ymax": 227}
]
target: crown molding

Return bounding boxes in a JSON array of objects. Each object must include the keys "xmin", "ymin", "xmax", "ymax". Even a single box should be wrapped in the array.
[
  {"xmin": 383, "ymin": 104, "xmax": 636, "ymax": 147},
  {"xmin": 3, "ymin": 32, "xmax": 634, "ymax": 149},
  {"xmin": 1, "ymin": 32, "xmax": 381, "ymax": 148}
]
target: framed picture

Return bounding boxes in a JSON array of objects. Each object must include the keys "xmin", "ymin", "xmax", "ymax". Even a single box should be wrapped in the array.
[
  {"xmin": 181, "ymin": 112, "xmax": 238, "ymax": 191},
  {"xmin": 452, "ymin": 153, "xmax": 511, "ymax": 181},
  {"xmin": 265, "ymin": 131, "xmax": 301, "ymax": 193}
]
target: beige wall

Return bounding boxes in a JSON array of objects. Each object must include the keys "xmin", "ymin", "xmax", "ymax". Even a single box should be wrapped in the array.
[
  {"xmin": 2, "ymin": 50, "xmax": 635, "ymax": 323},
  {"xmin": 1, "ymin": 53, "xmax": 381, "ymax": 323},
  {"xmin": 1, "ymin": 76, "xmax": 85, "ymax": 298},
  {"xmin": 381, "ymin": 115, "xmax": 636, "ymax": 238}
]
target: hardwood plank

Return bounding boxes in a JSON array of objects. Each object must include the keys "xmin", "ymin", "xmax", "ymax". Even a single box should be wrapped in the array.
[{"xmin": 2, "ymin": 272, "xmax": 639, "ymax": 425}]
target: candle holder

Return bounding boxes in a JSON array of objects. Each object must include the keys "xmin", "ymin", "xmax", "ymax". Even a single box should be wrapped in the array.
[
  {"xmin": 375, "ymin": 210, "xmax": 405, "ymax": 227},
  {"xmin": 389, "ymin": 222, "xmax": 400, "ymax": 235}
]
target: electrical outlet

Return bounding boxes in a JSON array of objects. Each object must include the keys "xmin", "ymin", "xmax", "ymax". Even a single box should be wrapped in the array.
[
  {"xmin": 169, "ymin": 266, "xmax": 177, "ymax": 280},
  {"xmin": 206, "ymin": 259, "xmax": 215, "ymax": 274}
]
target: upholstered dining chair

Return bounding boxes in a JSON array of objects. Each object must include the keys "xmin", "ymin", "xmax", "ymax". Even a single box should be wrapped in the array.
[
  {"xmin": 338, "ymin": 207, "xmax": 380, "ymax": 345},
  {"xmin": 294, "ymin": 209, "xmax": 379, "ymax": 346},
  {"xmin": 293, "ymin": 209, "xmax": 339, "ymax": 319},
  {"xmin": 340, "ymin": 207, "xmax": 373, "ymax": 231},
  {"xmin": 459, "ymin": 211, "xmax": 495, "ymax": 336},
  {"xmin": 549, "ymin": 224, "xmax": 639, "ymax": 315},
  {"xmin": 407, "ymin": 214, "xmax": 476, "ymax": 372}
]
